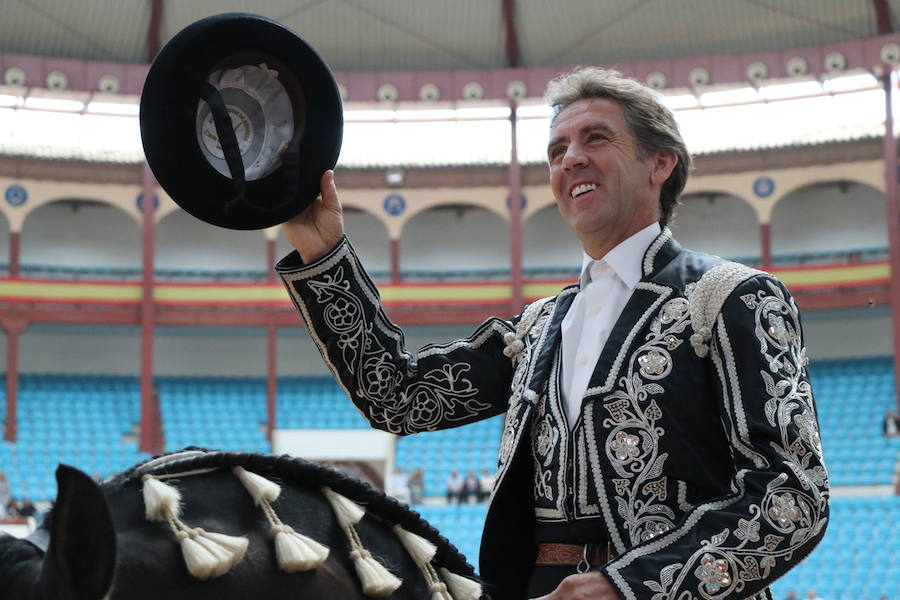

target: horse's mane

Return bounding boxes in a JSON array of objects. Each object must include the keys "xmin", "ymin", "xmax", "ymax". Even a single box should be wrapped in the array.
[
  {"xmin": 107, "ymin": 449, "xmax": 477, "ymax": 578},
  {"xmin": 0, "ymin": 532, "xmax": 42, "ymax": 586}
]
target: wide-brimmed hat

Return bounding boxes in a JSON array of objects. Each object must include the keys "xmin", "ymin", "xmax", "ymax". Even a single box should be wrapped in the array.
[{"xmin": 140, "ymin": 13, "xmax": 343, "ymax": 230}]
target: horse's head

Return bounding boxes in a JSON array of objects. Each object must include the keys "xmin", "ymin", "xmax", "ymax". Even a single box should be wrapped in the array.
[
  {"xmin": 0, "ymin": 465, "xmax": 116, "ymax": 600},
  {"xmin": 1, "ymin": 451, "xmax": 485, "ymax": 600}
]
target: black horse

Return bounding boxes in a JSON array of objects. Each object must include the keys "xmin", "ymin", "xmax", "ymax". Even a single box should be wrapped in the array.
[{"xmin": 0, "ymin": 450, "xmax": 483, "ymax": 600}]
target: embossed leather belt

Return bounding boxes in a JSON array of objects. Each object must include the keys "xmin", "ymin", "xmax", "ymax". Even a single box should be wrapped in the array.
[{"xmin": 535, "ymin": 543, "xmax": 612, "ymax": 570}]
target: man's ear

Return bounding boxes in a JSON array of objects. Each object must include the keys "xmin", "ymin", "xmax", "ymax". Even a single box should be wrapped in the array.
[{"xmin": 649, "ymin": 150, "xmax": 678, "ymax": 186}]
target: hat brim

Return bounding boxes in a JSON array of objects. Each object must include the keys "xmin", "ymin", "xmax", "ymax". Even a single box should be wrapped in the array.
[{"xmin": 140, "ymin": 13, "xmax": 343, "ymax": 230}]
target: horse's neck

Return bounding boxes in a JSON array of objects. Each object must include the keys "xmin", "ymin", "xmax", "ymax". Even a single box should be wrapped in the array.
[{"xmin": 0, "ymin": 534, "xmax": 43, "ymax": 599}]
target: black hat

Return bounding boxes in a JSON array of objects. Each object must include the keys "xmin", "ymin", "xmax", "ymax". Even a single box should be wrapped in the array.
[{"xmin": 140, "ymin": 13, "xmax": 343, "ymax": 230}]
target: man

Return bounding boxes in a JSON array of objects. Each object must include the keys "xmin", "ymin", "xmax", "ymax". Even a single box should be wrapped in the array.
[
  {"xmin": 277, "ymin": 67, "xmax": 829, "ymax": 600},
  {"xmin": 447, "ymin": 468, "xmax": 465, "ymax": 504}
]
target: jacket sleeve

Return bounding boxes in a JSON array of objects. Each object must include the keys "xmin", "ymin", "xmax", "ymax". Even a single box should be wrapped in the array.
[
  {"xmin": 276, "ymin": 237, "xmax": 517, "ymax": 435},
  {"xmin": 602, "ymin": 274, "xmax": 829, "ymax": 600}
]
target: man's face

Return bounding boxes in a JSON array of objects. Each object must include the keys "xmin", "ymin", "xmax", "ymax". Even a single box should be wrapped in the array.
[{"xmin": 547, "ymin": 98, "xmax": 668, "ymax": 252}]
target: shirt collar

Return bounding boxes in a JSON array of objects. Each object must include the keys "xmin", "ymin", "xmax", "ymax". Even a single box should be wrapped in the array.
[{"xmin": 578, "ymin": 222, "xmax": 662, "ymax": 289}]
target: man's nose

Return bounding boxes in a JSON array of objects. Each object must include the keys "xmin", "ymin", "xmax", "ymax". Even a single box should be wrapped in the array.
[{"xmin": 562, "ymin": 146, "xmax": 588, "ymax": 170}]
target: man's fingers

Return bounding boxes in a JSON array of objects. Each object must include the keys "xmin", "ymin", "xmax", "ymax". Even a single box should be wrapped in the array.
[{"xmin": 320, "ymin": 169, "xmax": 339, "ymax": 210}]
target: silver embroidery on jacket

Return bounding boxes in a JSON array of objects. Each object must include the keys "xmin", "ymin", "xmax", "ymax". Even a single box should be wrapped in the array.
[
  {"xmin": 601, "ymin": 296, "xmax": 692, "ymax": 546},
  {"xmin": 632, "ymin": 279, "xmax": 828, "ymax": 600}
]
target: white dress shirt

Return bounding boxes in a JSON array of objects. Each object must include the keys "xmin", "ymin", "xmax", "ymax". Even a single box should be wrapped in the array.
[{"xmin": 560, "ymin": 222, "xmax": 661, "ymax": 428}]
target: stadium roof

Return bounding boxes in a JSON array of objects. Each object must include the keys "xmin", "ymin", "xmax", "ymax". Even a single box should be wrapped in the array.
[{"xmin": 1, "ymin": 0, "xmax": 899, "ymax": 72}]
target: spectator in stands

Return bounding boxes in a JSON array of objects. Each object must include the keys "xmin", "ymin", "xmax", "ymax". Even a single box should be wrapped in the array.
[
  {"xmin": 805, "ymin": 589, "xmax": 821, "ymax": 600},
  {"xmin": 445, "ymin": 469, "xmax": 464, "ymax": 504},
  {"xmin": 883, "ymin": 409, "xmax": 899, "ymax": 437},
  {"xmin": 478, "ymin": 469, "xmax": 494, "ymax": 502},
  {"xmin": 0, "ymin": 472, "xmax": 10, "ymax": 519},
  {"xmin": 389, "ymin": 466, "xmax": 411, "ymax": 504},
  {"xmin": 17, "ymin": 498, "xmax": 36, "ymax": 519},
  {"xmin": 280, "ymin": 67, "xmax": 828, "ymax": 600},
  {"xmin": 6, "ymin": 499, "xmax": 20, "ymax": 517},
  {"xmin": 785, "ymin": 590, "xmax": 797, "ymax": 600},
  {"xmin": 408, "ymin": 468, "xmax": 425, "ymax": 505},
  {"xmin": 462, "ymin": 470, "xmax": 480, "ymax": 504}
]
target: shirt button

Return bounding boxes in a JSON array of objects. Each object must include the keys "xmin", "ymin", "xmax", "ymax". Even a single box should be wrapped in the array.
[
  {"xmin": 591, "ymin": 304, "xmax": 603, "ymax": 314},
  {"xmin": 578, "ymin": 356, "xmax": 588, "ymax": 366}
]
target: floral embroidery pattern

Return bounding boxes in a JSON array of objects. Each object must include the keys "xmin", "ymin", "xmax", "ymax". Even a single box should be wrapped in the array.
[
  {"xmin": 533, "ymin": 403, "xmax": 560, "ymax": 502},
  {"xmin": 695, "ymin": 554, "xmax": 732, "ymax": 593},
  {"xmin": 767, "ymin": 493, "xmax": 802, "ymax": 529},
  {"xmin": 639, "ymin": 278, "xmax": 828, "ymax": 600},
  {"xmin": 307, "ymin": 265, "xmax": 492, "ymax": 434},
  {"xmin": 601, "ymin": 296, "xmax": 690, "ymax": 546}
]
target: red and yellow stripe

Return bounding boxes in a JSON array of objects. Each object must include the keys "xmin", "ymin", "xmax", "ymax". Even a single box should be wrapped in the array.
[{"xmin": 0, "ymin": 262, "xmax": 887, "ymax": 307}]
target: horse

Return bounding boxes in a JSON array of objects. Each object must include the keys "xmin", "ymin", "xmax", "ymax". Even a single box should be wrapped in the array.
[{"xmin": 0, "ymin": 449, "xmax": 485, "ymax": 600}]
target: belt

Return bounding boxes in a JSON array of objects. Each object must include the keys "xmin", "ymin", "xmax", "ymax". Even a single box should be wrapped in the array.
[{"xmin": 535, "ymin": 542, "xmax": 613, "ymax": 572}]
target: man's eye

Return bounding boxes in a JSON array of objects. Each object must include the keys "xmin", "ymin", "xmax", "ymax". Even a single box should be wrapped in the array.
[{"xmin": 588, "ymin": 133, "xmax": 607, "ymax": 142}]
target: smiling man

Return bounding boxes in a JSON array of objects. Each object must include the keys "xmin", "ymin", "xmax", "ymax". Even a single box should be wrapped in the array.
[{"xmin": 277, "ymin": 67, "xmax": 829, "ymax": 600}]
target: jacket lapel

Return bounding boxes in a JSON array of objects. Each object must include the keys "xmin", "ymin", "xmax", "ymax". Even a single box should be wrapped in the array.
[
  {"xmin": 524, "ymin": 285, "xmax": 578, "ymax": 398},
  {"xmin": 583, "ymin": 230, "xmax": 682, "ymax": 398}
]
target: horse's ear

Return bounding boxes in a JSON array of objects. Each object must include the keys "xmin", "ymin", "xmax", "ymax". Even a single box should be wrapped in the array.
[{"xmin": 37, "ymin": 464, "xmax": 116, "ymax": 600}]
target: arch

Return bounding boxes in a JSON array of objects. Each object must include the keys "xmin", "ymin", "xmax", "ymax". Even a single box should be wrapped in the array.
[
  {"xmin": 20, "ymin": 198, "xmax": 141, "ymax": 274},
  {"xmin": 396, "ymin": 193, "xmax": 509, "ymax": 236},
  {"xmin": 523, "ymin": 203, "xmax": 582, "ymax": 273},
  {"xmin": 274, "ymin": 207, "xmax": 391, "ymax": 275},
  {"xmin": 399, "ymin": 203, "xmax": 510, "ymax": 274},
  {"xmin": 155, "ymin": 208, "xmax": 268, "ymax": 275},
  {"xmin": 671, "ymin": 191, "xmax": 760, "ymax": 262},
  {"xmin": 770, "ymin": 161, "xmax": 884, "ymax": 214},
  {"xmin": 771, "ymin": 180, "xmax": 887, "ymax": 259}
]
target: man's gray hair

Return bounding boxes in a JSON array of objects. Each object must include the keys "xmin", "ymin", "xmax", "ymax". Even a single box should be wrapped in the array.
[{"xmin": 545, "ymin": 67, "xmax": 691, "ymax": 226}]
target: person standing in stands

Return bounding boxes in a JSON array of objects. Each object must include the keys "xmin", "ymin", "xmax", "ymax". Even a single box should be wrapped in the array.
[
  {"xmin": 278, "ymin": 67, "xmax": 829, "ymax": 600},
  {"xmin": 445, "ymin": 469, "xmax": 464, "ymax": 505},
  {"xmin": 408, "ymin": 468, "xmax": 425, "ymax": 505},
  {"xmin": 463, "ymin": 469, "xmax": 481, "ymax": 504},
  {"xmin": 0, "ymin": 472, "xmax": 10, "ymax": 519},
  {"xmin": 478, "ymin": 469, "xmax": 494, "ymax": 502}
]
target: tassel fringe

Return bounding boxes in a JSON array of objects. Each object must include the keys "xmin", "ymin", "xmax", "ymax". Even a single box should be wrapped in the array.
[
  {"xmin": 350, "ymin": 548, "xmax": 403, "ymax": 597},
  {"xmin": 272, "ymin": 524, "xmax": 330, "ymax": 572},
  {"xmin": 141, "ymin": 474, "xmax": 248, "ymax": 580},
  {"xmin": 142, "ymin": 466, "xmax": 469, "ymax": 595},
  {"xmin": 233, "ymin": 467, "xmax": 330, "ymax": 573},
  {"xmin": 430, "ymin": 581, "xmax": 453, "ymax": 600},
  {"xmin": 324, "ymin": 487, "xmax": 402, "ymax": 596},
  {"xmin": 440, "ymin": 568, "xmax": 483, "ymax": 600},
  {"xmin": 142, "ymin": 475, "xmax": 181, "ymax": 521},
  {"xmin": 322, "ymin": 486, "xmax": 366, "ymax": 525},
  {"xmin": 393, "ymin": 525, "xmax": 437, "ymax": 565},
  {"xmin": 233, "ymin": 466, "xmax": 281, "ymax": 505}
]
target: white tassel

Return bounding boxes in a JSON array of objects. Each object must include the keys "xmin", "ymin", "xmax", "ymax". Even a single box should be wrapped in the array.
[
  {"xmin": 440, "ymin": 568, "xmax": 483, "ymax": 600},
  {"xmin": 322, "ymin": 487, "xmax": 366, "ymax": 526},
  {"xmin": 392, "ymin": 525, "xmax": 437, "ymax": 566},
  {"xmin": 233, "ymin": 467, "xmax": 281, "ymax": 505},
  {"xmin": 272, "ymin": 525, "xmax": 330, "ymax": 572},
  {"xmin": 430, "ymin": 581, "xmax": 453, "ymax": 600},
  {"xmin": 190, "ymin": 533, "xmax": 233, "ymax": 578},
  {"xmin": 690, "ymin": 326, "xmax": 712, "ymax": 358},
  {"xmin": 350, "ymin": 548, "xmax": 403, "ymax": 597},
  {"xmin": 196, "ymin": 529, "xmax": 249, "ymax": 569},
  {"xmin": 179, "ymin": 533, "xmax": 220, "ymax": 580},
  {"xmin": 142, "ymin": 475, "xmax": 181, "ymax": 521}
]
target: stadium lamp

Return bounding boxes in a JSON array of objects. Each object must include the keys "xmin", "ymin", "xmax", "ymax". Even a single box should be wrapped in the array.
[{"xmin": 386, "ymin": 169, "xmax": 404, "ymax": 185}]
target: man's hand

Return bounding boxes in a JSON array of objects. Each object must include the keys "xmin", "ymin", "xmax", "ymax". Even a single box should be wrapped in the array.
[
  {"xmin": 532, "ymin": 571, "xmax": 621, "ymax": 600},
  {"xmin": 281, "ymin": 169, "xmax": 345, "ymax": 263}
]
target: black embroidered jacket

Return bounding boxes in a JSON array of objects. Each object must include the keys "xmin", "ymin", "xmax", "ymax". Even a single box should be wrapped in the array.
[{"xmin": 277, "ymin": 229, "xmax": 829, "ymax": 600}]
